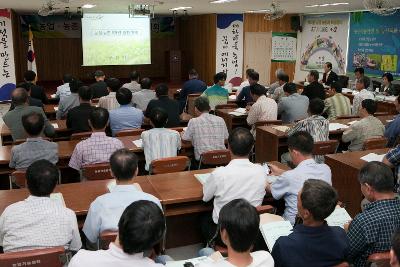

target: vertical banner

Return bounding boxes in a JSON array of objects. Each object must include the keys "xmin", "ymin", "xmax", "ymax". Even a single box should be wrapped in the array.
[
  {"xmin": 272, "ymin": 32, "xmax": 297, "ymax": 62},
  {"xmin": 216, "ymin": 14, "xmax": 243, "ymax": 84},
  {"xmin": 347, "ymin": 12, "xmax": 400, "ymax": 78},
  {"xmin": 300, "ymin": 13, "xmax": 349, "ymax": 74},
  {"xmin": 0, "ymin": 9, "xmax": 16, "ymax": 101}
]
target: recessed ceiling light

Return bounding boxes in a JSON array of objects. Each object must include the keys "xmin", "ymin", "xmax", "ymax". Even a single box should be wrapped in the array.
[
  {"xmin": 210, "ymin": 0, "xmax": 239, "ymax": 4},
  {"xmin": 305, "ymin": 2, "xmax": 349, "ymax": 7},
  {"xmin": 245, "ymin": 9, "xmax": 271, "ymax": 13},
  {"xmin": 169, "ymin": 6, "xmax": 193, "ymax": 11},
  {"xmin": 82, "ymin": 4, "xmax": 96, "ymax": 9}
]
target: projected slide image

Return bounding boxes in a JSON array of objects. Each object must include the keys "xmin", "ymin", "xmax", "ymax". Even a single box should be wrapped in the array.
[{"xmin": 82, "ymin": 14, "xmax": 151, "ymax": 66}]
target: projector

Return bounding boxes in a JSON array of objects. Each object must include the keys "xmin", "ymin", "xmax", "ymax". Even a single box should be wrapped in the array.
[{"xmin": 129, "ymin": 4, "xmax": 152, "ymax": 17}]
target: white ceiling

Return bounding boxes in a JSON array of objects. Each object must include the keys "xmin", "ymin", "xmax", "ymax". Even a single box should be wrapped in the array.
[{"xmin": 2, "ymin": 0, "xmax": 384, "ymax": 15}]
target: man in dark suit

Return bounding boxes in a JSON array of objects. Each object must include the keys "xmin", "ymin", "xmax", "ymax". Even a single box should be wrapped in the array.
[
  {"xmin": 23, "ymin": 70, "xmax": 48, "ymax": 104},
  {"xmin": 179, "ymin": 69, "xmax": 207, "ymax": 113},
  {"xmin": 302, "ymin": 70, "xmax": 326, "ymax": 100},
  {"xmin": 9, "ymin": 83, "xmax": 43, "ymax": 111},
  {"xmin": 321, "ymin": 62, "xmax": 338, "ymax": 86},
  {"xmin": 89, "ymin": 70, "xmax": 108, "ymax": 99},
  {"xmin": 67, "ymin": 86, "xmax": 94, "ymax": 133},
  {"xmin": 145, "ymin": 83, "xmax": 181, "ymax": 128}
]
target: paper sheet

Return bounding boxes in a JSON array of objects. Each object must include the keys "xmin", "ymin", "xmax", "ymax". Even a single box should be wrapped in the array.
[
  {"xmin": 347, "ymin": 120, "xmax": 359, "ymax": 125},
  {"xmin": 229, "ymin": 111, "xmax": 246, "ymax": 116},
  {"xmin": 229, "ymin": 95, "xmax": 237, "ymax": 100},
  {"xmin": 326, "ymin": 207, "xmax": 352, "ymax": 228},
  {"xmin": 51, "ymin": 123, "xmax": 59, "ymax": 129},
  {"xmin": 53, "ymin": 106, "xmax": 59, "ymax": 111},
  {"xmin": 342, "ymin": 88, "xmax": 353, "ymax": 94},
  {"xmin": 50, "ymin": 193, "xmax": 65, "ymax": 207},
  {"xmin": 132, "ymin": 139, "xmax": 143, "ymax": 148},
  {"xmin": 360, "ymin": 153, "xmax": 385, "ymax": 162},
  {"xmin": 329, "ymin": 123, "xmax": 349, "ymax": 131},
  {"xmin": 260, "ymin": 220, "xmax": 293, "ymax": 251},
  {"xmin": 385, "ymin": 96, "xmax": 397, "ymax": 102},
  {"xmin": 272, "ymin": 125, "xmax": 290, "ymax": 132},
  {"xmin": 233, "ymin": 108, "xmax": 247, "ymax": 114},
  {"xmin": 194, "ymin": 173, "xmax": 211, "ymax": 185}
]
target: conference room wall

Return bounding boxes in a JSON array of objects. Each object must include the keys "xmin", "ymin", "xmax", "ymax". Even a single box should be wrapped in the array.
[{"xmin": 12, "ymin": 13, "xmax": 180, "ymax": 82}]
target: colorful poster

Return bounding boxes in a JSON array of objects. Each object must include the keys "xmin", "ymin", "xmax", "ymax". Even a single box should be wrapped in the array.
[
  {"xmin": 20, "ymin": 15, "xmax": 81, "ymax": 38},
  {"xmin": 0, "ymin": 9, "xmax": 16, "ymax": 101},
  {"xmin": 347, "ymin": 11, "xmax": 400, "ymax": 78},
  {"xmin": 300, "ymin": 13, "xmax": 349, "ymax": 74},
  {"xmin": 216, "ymin": 14, "xmax": 243, "ymax": 84},
  {"xmin": 272, "ymin": 32, "xmax": 297, "ymax": 62}
]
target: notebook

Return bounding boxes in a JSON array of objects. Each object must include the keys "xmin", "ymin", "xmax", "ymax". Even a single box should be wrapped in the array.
[
  {"xmin": 132, "ymin": 139, "xmax": 143, "ymax": 148},
  {"xmin": 50, "ymin": 193, "xmax": 66, "ymax": 207},
  {"xmin": 360, "ymin": 153, "xmax": 385, "ymax": 162},
  {"xmin": 325, "ymin": 207, "xmax": 352, "ymax": 228},
  {"xmin": 260, "ymin": 219, "xmax": 293, "ymax": 251},
  {"xmin": 107, "ymin": 180, "xmax": 143, "ymax": 192},
  {"xmin": 194, "ymin": 173, "xmax": 211, "ymax": 185},
  {"xmin": 329, "ymin": 123, "xmax": 349, "ymax": 131}
]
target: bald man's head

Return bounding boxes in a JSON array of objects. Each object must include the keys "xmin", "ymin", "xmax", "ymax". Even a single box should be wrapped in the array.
[{"xmin": 12, "ymin": 88, "xmax": 28, "ymax": 106}]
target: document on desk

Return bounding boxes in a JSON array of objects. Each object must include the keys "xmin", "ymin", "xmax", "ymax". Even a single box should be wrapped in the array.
[
  {"xmin": 51, "ymin": 94, "xmax": 56, "ymax": 99},
  {"xmin": 229, "ymin": 111, "xmax": 246, "ymax": 116},
  {"xmin": 51, "ymin": 123, "xmax": 59, "ymax": 129},
  {"xmin": 229, "ymin": 94, "xmax": 237, "ymax": 100},
  {"xmin": 107, "ymin": 180, "xmax": 142, "ymax": 192},
  {"xmin": 260, "ymin": 220, "xmax": 293, "ymax": 251},
  {"xmin": 50, "ymin": 193, "xmax": 66, "ymax": 207},
  {"xmin": 234, "ymin": 108, "xmax": 247, "ymax": 114},
  {"xmin": 329, "ymin": 123, "xmax": 349, "ymax": 131},
  {"xmin": 132, "ymin": 139, "xmax": 143, "ymax": 148},
  {"xmin": 360, "ymin": 153, "xmax": 385, "ymax": 162},
  {"xmin": 326, "ymin": 207, "xmax": 352, "ymax": 228},
  {"xmin": 385, "ymin": 96, "xmax": 397, "ymax": 102},
  {"xmin": 347, "ymin": 120, "xmax": 359, "ymax": 125},
  {"xmin": 194, "ymin": 173, "xmax": 211, "ymax": 185},
  {"xmin": 272, "ymin": 125, "xmax": 290, "ymax": 132},
  {"xmin": 53, "ymin": 106, "xmax": 59, "ymax": 111}
]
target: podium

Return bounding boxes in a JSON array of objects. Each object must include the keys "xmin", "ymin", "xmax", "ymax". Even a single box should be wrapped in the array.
[{"xmin": 165, "ymin": 50, "xmax": 181, "ymax": 82}]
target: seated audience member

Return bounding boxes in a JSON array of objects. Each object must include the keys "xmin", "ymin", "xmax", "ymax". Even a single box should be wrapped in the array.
[
  {"xmin": 24, "ymin": 70, "xmax": 48, "ymax": 104},
  {"xmin": 3, "ymin": 88, "xmax": 55, "ymax": 141},
  {"xmin": 321, "ymin": 62, "xmax": 338, "ymax": 86},
  {"xmin": 132, "ymin": 77, "xmax": 156, "ymax": 111},
  {"xmin": 89, "ymin": 70, "xmax": 108, "ymax": 99},
  {"xmin": 109, "ymin": 88, "xmax": 144, "ymax": 136},
  {"xmin": 0, "ymin": 160, "xmax": 81, "ymax": 252},
  {"xmin": 122, "ymin": 71, "xmax": 141, "ymax": 94},
  {"xmin": 324, "ymin": 81, "xmax": 352, "ymax": 120},
  {"xmin": 385, "ymin": 96, "xmax": 400, "ymax": 147},
  {"xmin": 83, "ymin": 149, "xmax": 161, "ymax": 245},
  {"xmin": 55, "ymin": 73, "xmax": 73, "ymax": 100},
  {"xmin": 67, "ymin": 86, "xmax": 94, "ymax": 133},
  {"xmin": 236, "ymin": 70, "xmax": 260, "ymax": 105},
  {"xmin": 145, "ymin": 84, "xmax": 181, "ymax": 128},
  {"xmin": 141, "ymin": 107, "xmax": 181, "ymax": 171},
  {"xmin": 69, "ymin": 200, "xmax": 165, "ymax": 267},
  {"xmin": 302, "ymin": 70, "xmax": 326, "ymax": 100},
  {"xmin": 179, "ymin": 69, "xmax": 207, "ymax": 113},
  {"xmin": 267, "ymin": 131, "xmax": 332, "ymax": 225},
  {"xmin": 271, "ymin": 73, "xmax": 289, "ymax": 102},
  {"xmin": 98, "ymin": 78, "xmax": 121, "ymax": 111},
  {"xmin": 384, "ymin": 144, "xmax": 400, "ymax": 179},
  {"xmin": 352, "ymin": 76, "xmax": 374, "ymax": 115},
  {"xmin": 56, "ymin": 79, "xmax": 83, "ymax": 119},
  {"xmin": 199, "ymin": 199, "xmax": 274, "ymax": 267},
  {"xmin": 69, "ymin": 107, "xmax": 124, "ymax": 171},
  {"xmin": 391, "ymin": 229, "xmax": 400, "ymax": 267},
  {"xmin": 347, "ymin": 162, "xmax": 400, "ymax": 267},
  {"xmin": 247, "ymin": 83, "xmax": 277, "ymax": 136},
  {"xmin": 278, "ymin": 83, "xmax": 309, "ymax": 123},
  {"xmin": 267, "ymin": 68, "xmax": 285, "ymax": 95},
  {"xmin": 202, "ymin": 72, "xmax": 229, "ymax": 110},
  {"xmin": 202, "ymin": 127, "xmax": 267, "ymax": 243},
  {"xmin": 235, "ymin": 68, "xmax": 253, "ymax": 96},
  {"xmin": 182, "ymin": 97, "xmax": 229, "ymax": 163},
  {"xmin": 272, "ymin": 179, "xmax": 349, "ymax": 267},
  {"xmin": 381, "ymin": 72, "xmax": 398, "ymax": 96},
  {"xmin": 9, "ymin": 82, "xmax": 43, "ymax": 110},
  {"xmin": 10, "ymin": 112, "xmax": 58, "ymax": 170},
  {"xmin": 342, "ymin": 99, "xmax": 385, "ymax": 151},
  {"xmin": 354, "ymin": 67, "xmax": 372, "ymax": 91}
]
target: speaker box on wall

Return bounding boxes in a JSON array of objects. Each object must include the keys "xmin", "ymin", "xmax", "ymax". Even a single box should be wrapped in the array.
[{"xmin": 290, "ymin": 16, "xmax": 301, "ymax": 32}]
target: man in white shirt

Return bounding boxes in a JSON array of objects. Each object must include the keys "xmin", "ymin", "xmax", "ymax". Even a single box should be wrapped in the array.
[
  {"xmin": 266, "ymin": 131, "xmax": 332, "ymax": 225},
  {"xmin": 202, "ymin": 127, "xmax": 267, "ymax": 245},
  {"xmin": 55, "ymin": 73, "xmax": 73, "ymax": 100},
  {"xmin": 352, "ymin": 76, "xmax": 374, "ymax": 115},
  {"xmin": 69, "ymin": 200, "xmax": 165, "ymax": 267},
  {"xmin": 142, "ymin": 107, "xmax": 181, "ymax": 171},
  {"xmin": 235, "ymin": 68, "xmax": 253, "ymax": 96},
  {"xmin": 198, "ymin": 199, "xmax": 274, "ymax": 267},
  {"xmin": 0, "ymin": 160, "xmax": 81, "ymax": 252},
  {"xmin": 132, "ymin": 78, "xmax": 156, "ymax": 111},
  {"xmin": 98, "ymin": 78, "xmax": 121, "ymax": 111},
  {"xmin": 83, "ymin": 149, "xmax": 161, "ymax": 247},
  {"xmin": 122, "ymin": 71, "xmax": 141, "ymax": 94}
]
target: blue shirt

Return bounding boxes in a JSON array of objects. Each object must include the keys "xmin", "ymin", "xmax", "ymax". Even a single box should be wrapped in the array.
[
  {"xmin": 384, "ymin": 114, "xmax": 400, "ymax": 147},
  {"xmin": 109, "ymin": 105, "xmax": 144, "ymax": 136},
  {"xmin": 179, "ymin": 79, "xmax": 207, "ymax": 112},
  {"xmin": 82, "ymin": 184, "xmax": 161, "ymax": 243},
  {"xmin": 272, "ymin": 224, "xmax": 349, "ymax": 267}
]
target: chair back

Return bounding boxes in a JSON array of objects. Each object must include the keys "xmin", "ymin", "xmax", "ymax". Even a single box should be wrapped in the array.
[
  {"xmin": 229, "ymin": 77, "xmax": 243, "ymax": 87},
  {"xmin": 256, "ymin": 205, "xmax": 276, "ymax": 215},
  {"xmin": 82, "ymin": 163, "xmax": 113, "ymax": 180},
  {"xmin": 254, "ymin": 120, "xmax": 283, "ymax": 127},
  {"xmin": 0, "ymin": 247, "xmax": 66, "ymax": 267},
  {"xmin": 313, "ymin": 140, "xmax": 339, "ymax": 155},
  {"xmin": 363, "ymin": 137, "xmax": 388, "ymax": 150},
  {"xmin": 374, "ymin": 112, "xmax": 389, "ymax": 116},
  {"xmin": 71, "ymin": 131, "xmax": 92, "ymax": 141},
  {"xmin": 367, "ymin": 251, "xmax": 391, "ymax": 267},
  {"xmin": 99, "ymin": 230, "xmax": 118, "ymax": 250},
  {"xmin": 199, "ymin": 150, "xmax": 231, "ymax": 169},
  {"xmin": 149, "ymin": 156, "xmax": 190, "ymax": 175},
  {"xmin": 336, "ymin": 115, "xmax": 359, "ymax": 119},
  {"xmin": 115, "ymin": 128, "xmax": 144, "ymax": 137},
  {"xmin": 187, "ymin": 93, "xmax": 202, "ymax": 115},
  {"xmin": 215, "ymin": 103, "xmax": 238, "ymax": 110},
  {"xmin": 10, "ymin": 170, "xmax": 26, "ymax": 189}
]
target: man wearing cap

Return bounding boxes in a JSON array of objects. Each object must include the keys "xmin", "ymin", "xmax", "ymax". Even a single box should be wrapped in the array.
[{"xmin": 90, "ymin": 70, "xmax": 108, "ymax": 99}]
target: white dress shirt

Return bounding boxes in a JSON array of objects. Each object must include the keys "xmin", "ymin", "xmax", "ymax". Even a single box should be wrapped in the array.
[
  {"xmin": 203, "ymin": 159, "xmax": 267, "ymax": 224},
  {"xmin": 55, "ymin": 83, "xmax": 71, "ymax": 100},
  {"xmin": 83, "ymin": 185, "xmax": 161, "ymax": 243},
  {"xmin": 352, "ymin": 89, "xmax": 374, "ymax": 115},
  {"xmin": 68, "ymin": 243, "xmax": 164, "ymax": 267},
  {"xmin": 198, "ymin": 251, "xmax": 274, "ymax": 267},
  {"xmin": 122, "ymin": 81, "xmax": 141, "ymax": 94},
  {"xmin": 270, "ymin": 159, "xmax": 332, "ymax": 225},
  {"xmin": 0, "ymin": 196, "xmax": 81, "ymax": 252}
]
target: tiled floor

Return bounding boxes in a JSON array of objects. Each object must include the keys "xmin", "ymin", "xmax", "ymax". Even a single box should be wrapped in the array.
[{"xmin": 166, "ymin": 243, "xmax": 203, "ymax": 261}]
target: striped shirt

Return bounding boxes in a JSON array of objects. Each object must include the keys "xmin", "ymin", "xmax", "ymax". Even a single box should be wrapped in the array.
[
  {"xmin": 247, "ymin": 95, "xmax": 278, "ymax": 136},
  {"xmin": 182, "ymin": 113, "xmax": 229, "ymax": 160},
  {"xmin": 141, "ymin": 128, "xmax": 181, "ymax": 171},
  {"xmin": 201, "ymin": 84, "xmax": 229, "ymax": 110},
  {"xmin": 324, "ymin": 93, "xmax": 352, "ymax": 120},
  {"xmin": 98, "ymin": 92, "xmax": 120, "ymax": 111},
  {"xmin": 352, "ymin": 89, "xmax": 374, "ymax": 115}
]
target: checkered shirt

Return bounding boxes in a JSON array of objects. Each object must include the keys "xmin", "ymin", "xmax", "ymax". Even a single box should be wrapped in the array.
[
  {"xmin": 347, "ymin": 198, "xmax": 400, "ymax": 267},
  {"xmin": 69, "ymin": 132, "xmax": 124, "ymax": 170}
]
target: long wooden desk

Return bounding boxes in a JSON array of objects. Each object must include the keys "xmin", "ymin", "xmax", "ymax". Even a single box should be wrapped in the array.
[
  {"xmin": 255, "ymin": 115, "xmax": 394, "ymax": 163},
  {"xmin": 342, "ymin": 92, "xmax": 398, "ymax": 115},
  {"xmin": 325, "ymin": 148, "xmax": 389, "ymax": 218},
  {"xmin": 215, "ymin": 108, "xmax": 248, "ymax": 132}
]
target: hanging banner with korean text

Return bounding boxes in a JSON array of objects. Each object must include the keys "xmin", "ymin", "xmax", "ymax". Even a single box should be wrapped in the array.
[
  {"xmin": 216, "ymin": 14, "xmax": 243, "ymax": 84},
  {"xmin": 272, "ymin": 32, "xmax": 297, "ymax": 62},
  {"xmin": 300, "ymin": 13, "xmax": 349, "ymax": 74},
  {"xmin": 347, "ymin": 11, "xmax": 400, "ymax": 78},
  {"xmin": 20, "ymin": 15, "xmax": 81, "ymax": 38},
  {"xmin": 0, "ymin": 9, "xmax": 16, "ymax": 101}
]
